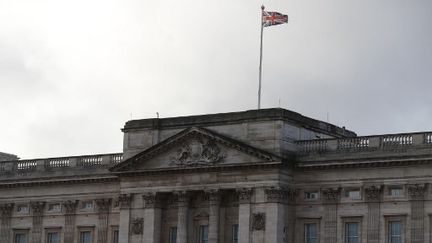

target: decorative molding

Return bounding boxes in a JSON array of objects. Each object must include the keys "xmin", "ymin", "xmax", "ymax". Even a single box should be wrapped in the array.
[
  {"xmin": 30, "ymin": 201, "xmax": 46, "ymax": 216},
  {"xmin": 193, "ymin": 211, "xmax": 209, "ymax": 220},
  {"xmin": 62, "ymin": 200, "xmax": 78, "ymax": 215},
  {"xmin": 237, "ymin": 188, "xmax": 253, "ymax": 204},
  {"xmin": 142, "ymin": 193, "xmax": 161, "ymax": 208},
  {"xmin": 265, "ymin": 187, "xmax": 295, "ymax": 203},
  {"xmin": 252, "ymin": 213, "xmax": 265, "ymax": 231},
  {"xmin": 118, "ymin": 194, "xmax": 132, "ymax": 209},
  {"xmin": 321, "ymin": 188, "xmax": 340, "ymax": 203},
  {"xmin": 95, "ymin": 198, "xmax": 112, "ymax": 213},
  {"xmin": 364, "ymin": 185, "xmax": 382, "ymax": 202},
  {"xmin": 408, "ymin": 184, "xmax": 427, "ymax": 200},
  {"xmin": 171, "ymin": 136, "xmax": 226, "ymax": 167},
  {"xmin": 131, "ymin": 217, "xmax": 143, "ymax": 235},
  {"xmin": 0, "ymin": 203, "xmax": 14, "ymax": 217}
]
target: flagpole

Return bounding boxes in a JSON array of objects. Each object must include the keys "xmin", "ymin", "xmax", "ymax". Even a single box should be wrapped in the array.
[{"xmin": 258, "ymin": 5, "xmax": 264, "ymax": 110}]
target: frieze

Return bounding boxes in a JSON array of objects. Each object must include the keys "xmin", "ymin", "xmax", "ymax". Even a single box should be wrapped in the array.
[
  {"xmin": 0, "ymin": 203, "xmax": 14, "ymax": 217},
  {"xmin": 321, "ymin": 188, "xmax": 341, "ymax": 203},
  {"xmin": 95, "ymin": 198, "xmax": 112, "ymax": 213},
  {"xmin": 364, "ymin": 185, "xmax": 382, "ymax": 202},
  {"xmin": 62, "ymin": 200, "xmax": 78, "ymax": 214},
  {"xmin": 252, "ymin": 213, "xmax": 265, "ymax": 231},
  {"xmin": 30, "ymin": 201, "xmax": 46, "ymax": 216},
  {"xmin": 408, "ymin": 184, "xmax": 427, "ymax": 200},
  {"xmin": 170, "ymin": 136, "xmax": 226, "ymax": 167},
  {"xmin": 118, "ymin": 194, "xmax": 132, "ymax": 209},
  {"xmin": 237, "ymin": 188, "xmax": 253, "ymax": 204},
  {"xmin": 131, "ymin": 217, "xmax": 144, "ymax": 235}
]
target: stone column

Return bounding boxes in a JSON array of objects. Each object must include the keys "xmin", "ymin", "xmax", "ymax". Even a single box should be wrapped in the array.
[
  {"xmin": 321, "ymin": 188, "xmax": 340, "ymax": 243},
  {"xmin": 176, "ymin": 191, "xmax": 189, "ymax": 243},
  {"xmin": 143, "ymin": 193, "xmax": 162, "ymax": 243},
  {"xmin": 364, "ymin": 185, "xmax": 382, "ymax": 243},
  {"xmin": 63, "ymin": 200, "xmax": 78, "ymax": 243},
  {"xmin": 118, "ymin": 194, "xmax": 132, "ymax": 243},
  {"xmin": 237, "ymin": 188, "xmax": 253, "ymax": 243},
  {"xmin": 96, "ymin": 198, "xmax": 112, "ymax": 243},
  {"xmin": 408, "ymin": 184, "xmax": 426, "ymax": 243},
  {"xmin": 0, "ymin": 203, "xmax": 14, "ymax": 243},
  {"xmin": 30, "ymin": 201, "xmax": 45, "ymax": 243},
  {"xmin": 264, "ymin": 187, "xmax": 288, "ymax": 243},
  {"xmin": 207, "ymin": 190, "xmax": 221, "ymax": 243}
]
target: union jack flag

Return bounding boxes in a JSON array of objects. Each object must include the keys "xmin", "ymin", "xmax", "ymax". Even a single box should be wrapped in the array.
[{"xmin": 262, "ymin": 11, "xmax": 288, "ymax": 27}]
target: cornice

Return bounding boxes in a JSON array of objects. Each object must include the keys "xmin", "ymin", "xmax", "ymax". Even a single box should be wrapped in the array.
[{"xmin": 0, "ymin": 176, "xmax": 118, "ymax": 189}]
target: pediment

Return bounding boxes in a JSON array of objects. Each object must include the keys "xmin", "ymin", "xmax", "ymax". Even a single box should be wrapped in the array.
[{"xmin": 110, "ymin": 127, "xmax": 281, "ymax": 172}]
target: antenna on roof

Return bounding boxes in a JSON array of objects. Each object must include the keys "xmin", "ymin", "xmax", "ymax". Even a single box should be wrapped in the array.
[{"xmin": 156, "ymin": 112, "xmax": 159, "ymax": 119}]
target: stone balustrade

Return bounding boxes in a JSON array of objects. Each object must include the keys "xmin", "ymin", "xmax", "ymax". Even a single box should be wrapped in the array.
[
  {"xmin": 0, "ymin": 153, "xmax": 123, "ymax": 174},
  {"xmin": 296, "ymin": 132, "xmax": 432, "ymax": 153}
]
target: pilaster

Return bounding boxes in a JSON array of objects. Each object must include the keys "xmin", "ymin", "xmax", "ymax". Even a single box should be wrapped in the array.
[
  {"xmin": 63, "ymin": 200, "xmax": 78, "ymax": 243},
  {"xmin": 264, "ymin": 187, "xmax": 287, "ymax": 243},
  {"xmin": 207, "ymin": 190, "xmax": 221, "ymax": 243},
  {"xmin": 143, "ymin": 193, "xmax": 162, "ymax": 243},
  {"xmin": 118, "ymin": 194, "xmax": 132, "ymax": 243},
  {"xmin": 321, "ymin": 188, "xmax": 340, "ymax": 243},
  {"xmin": 0, "ymin": 203, "xmax": 14, "ymax": 243},
  {"xmin": 408, "ymin": 184, "xmax": 426, "ymax": 243},
  {"xmin": 96, "ymin": 198, "xmax": 112, "ymax": 243},
  {"xmin": 175, "ymin": 191, "xmax": 189, "ymax": 243},
  {"xmin": 364, "ymin": 185, "xmax": 382, "ymax": 243},
  {"xmin": 30, "ymin": 201, "xmax": 45, "ymax": 243},
  {"xmin": 237, "ymin": 188, "xmax": 253, "ymax": 243}
]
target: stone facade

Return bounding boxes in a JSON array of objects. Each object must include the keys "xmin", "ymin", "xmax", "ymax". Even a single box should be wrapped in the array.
[{"xmin": 1, "ymin": 108, "xmax": 432, "ymax": 243}]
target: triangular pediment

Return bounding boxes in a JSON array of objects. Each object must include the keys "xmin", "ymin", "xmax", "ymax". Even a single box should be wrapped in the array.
[{"xmin": 110, "ymin": 127, "xmax": 282, "ymax": 172}]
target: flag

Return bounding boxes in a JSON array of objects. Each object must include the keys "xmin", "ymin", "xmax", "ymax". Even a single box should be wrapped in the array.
[{"xmin": 262, "ymin": 11, "xmax": 288, "ymax": 27}]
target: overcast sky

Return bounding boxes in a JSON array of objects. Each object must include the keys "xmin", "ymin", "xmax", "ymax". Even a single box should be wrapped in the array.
[{"xmin": 1, "ymin": 0, "xmax": 431, "ymax": 159}]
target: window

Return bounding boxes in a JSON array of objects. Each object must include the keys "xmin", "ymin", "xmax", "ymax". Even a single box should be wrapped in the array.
[
  {"xmin": 80, "ymin": 231, "xmax": 92, "ymax": 243},
  {"xmin": 47, "ymin": 232, "xmax": 59, "ymax": 243},
  {"xmin": 345, "ymin": 190, "xmax": 360, "ymax": 199},
  {"xmin": 304, "ymin": 192, "xmax": 318, "ymax": 200},
  {"xmin": 388, "ymin": 221, "xmax": 403, "ymax": 243},
  {"xmin": 16, "ymin": 205, "xmax": 29, "ymax": 214},
  {"xmin": 15, "ymin": 233, "xmax": 27, "ymax": 243},
  {"xmin": 304, "ymin": 223, "xmax": 317, "ymax": 243},
  {"xmin": 345, "ymin": 222, "xmax": 359, "ymax": 243},
  {"xmin": 113, "ymin": 230, "xmax": 119, "ymax": 243},
  {"xmin": 80, "ymin": 201, "xmax": 93, "ymax": 211},
  {"xmin": 199, "ymin": 225, "xmax": 209, "ymax": 243},
  {"xmin": 169, "ymin": 227, "xmax": 177, "ymax": 243},
  {"xmin": 232, "ymin": 224, "xmax": 239, "ymax": 243},
  {"xmin": 47, "ymin": 203, "xmax": 61, "ymax": 212},
  {"xmin": 389, "ymin": 187, "xmax": 403, "ymax": 197}
]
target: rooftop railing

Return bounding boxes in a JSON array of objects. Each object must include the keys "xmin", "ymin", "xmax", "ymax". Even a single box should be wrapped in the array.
[
  {"xmin": 296, "ymin": 132, "xmax": 432, "ymax": 153},
  {"xmin": 0, "ymin": 153, "xmax": 123, "ymax": 174}
]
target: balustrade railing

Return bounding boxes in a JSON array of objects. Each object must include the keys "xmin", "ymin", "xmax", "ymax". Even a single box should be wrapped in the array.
[
  {"xmin": 296, "ymin": 132, "xmax": 432, "ymax": 153},
  {"xmin": 0, "ymin": 153, "xmax": 123, "ymax": 174}
]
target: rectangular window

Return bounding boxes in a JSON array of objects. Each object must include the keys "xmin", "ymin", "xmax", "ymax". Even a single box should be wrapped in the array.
[
  {"xmin": 304, "ymin": 192, "xmax": 318, "ymax": 200},
  {"xmin": 199, "ymin": 225, "xmax": 209, "ymax": 243},
  {"xmin": 15, "ymin": 233, "xmax": 27, "ymax": 243},
  {"xmin": 232, "ymin": 224, "xmax": 239, "ymax": 243},
  {"xmin": 345, "ymin": 190, "xmax": 360, "ymax": 199},
  {"xmin": 47, "ymin": 203, "xmax": 61, "ymax": 212},
  {"xmin": 80, "ymin": 231, "xmax": 92, "ymax": 243},
  {"xmin": 389, "ymin": 187, "xmax": 403, "ymax": 197},
  {"xmin": 388, "ymin": 221, "xmax": 402, "ymax": 243},
  {"xmin": 47, "ymin": 232, "xmax": 59, "ymax": 243},
  {"xmin": 80, "ymin": 201, "xmax": 93, "ymax": 210},
  {"xmin": 304, "ymin": 223, "xmax": 317, "ymax": 243},
  {"xmin": 345, "ymin": 222, "xmax": 359, "ymax": 243},
  {"xmin": 169, "ymin": 227, "xmax": 177, "ymax": 243},
  {"xmin": 113, "ymin": 230, "xmax": 119, "ymax": 243},
  {"xmin": 16, "ymin": 205, "xmax": 29, "ymax": 214}
]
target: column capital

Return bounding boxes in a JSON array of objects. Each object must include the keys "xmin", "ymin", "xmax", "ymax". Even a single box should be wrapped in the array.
[
  {"xmin": 205, "ymin": 189, "xmax": 221, "ymax": 206},
  {"xmin": 237, "ymin": 188, "xmax": 253, "ymax": 204},
  {"xmin": 118, "ymin": 194, "xmax": 132, "ymax": 209},
  {"xmin": 321, "ymin": 188, "xmax": 341, "ymax": 204},
  {"xmin": 95, "ymin": 198, "xmax": 112, "ymax": 213},
  {"xmin": 0, "ymin": 203, "xmax": 14, "ymax": 217},
  {"xmin": 264, "ymin": 187, "xmax": 293, "ymax": 203},
  {"xmin": 174, "ymin": 191, "xmax": 190, "ymax": 207},
  {"xmin": 62, "ymin": 200, "xmax": 78, "ymax": 215},
  {"xmin": 142, "ymin": 192, "xmax": 162, "ymax": 208},
  {"xmin": 408, "ymin": 184, "xmax": 427, "ymax": 200},
  {"xmin": 30, "ymin": 201, "xmax": 45, "ymax": 216},
  {"xmin": 364, "ymin": 185, "xmax": 382, "ymax": 202}
]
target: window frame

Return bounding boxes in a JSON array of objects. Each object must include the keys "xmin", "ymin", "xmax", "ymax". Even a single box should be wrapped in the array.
[
  {"xmin": 387, "ymin": 186, "xmax": 404, "ymax": 198},
  {"xmin": 341, "ymin": 216, "xmax": 362, "ymax": 243},
  {"xmin": 304, "ymin": 191, "xmax": 319, "ymax": 200},
  {"xmin": 198, "ymin": 225, "xmax": 209, "ymax": 243},
  {"xmin": 77, "ymin": 226, "xmax": 95, "ymax": 243},
  {"xmin": 169, "ymin": 226, "xmax": 177, "ymax": 243},
  {"xmin": 385, "ymin": 216, "xmax": 406, "ymax": 243},
  {"xmin": 13, "ymin": 229, "xmax": 29, "ymax": 243},
  {"xmin": 232, "ymin": 224, "xmax": 239, "ymax": 243},
  {"xmin": 304, "ymin": 223, "xmax": 318, "ymax": 243},
  {"xmin": 110, "ymin": 226, "xmax": 119, "ymax": 243}
]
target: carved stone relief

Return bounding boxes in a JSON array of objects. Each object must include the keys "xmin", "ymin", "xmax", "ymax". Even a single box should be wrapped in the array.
[
  {"xmin": 171, "ymin": 136, "xmax": 226, "ymax": 166},
  {"xmin": 252, "ymin": 213, "xmax": 265, "ymax": 231},
  {"xmin": 95, "ymin": 198, "xmax": 112, "ymax": 213},
  {"xmin": 408, "ymin": 184, "xmax": 426, "ymax": 200},
  {"xmin": 321, "ymin": 188, "xmax": 340, "ymax": 203},
  {"xmin": 131, "ymin": 217, "xmax": 144, "ymax": 235},
  {"xmin": 364, "ymin": 185, "xmax": 382, "ymax": 202}
]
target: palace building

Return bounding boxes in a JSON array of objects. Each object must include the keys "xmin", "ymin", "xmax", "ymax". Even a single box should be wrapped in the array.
[{"xmin": 1, "ymin": 108, "xmax": 431, "ymax": 243}]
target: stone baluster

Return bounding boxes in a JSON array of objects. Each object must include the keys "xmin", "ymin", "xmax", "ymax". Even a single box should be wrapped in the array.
[
  {"xmin": 408, "ymin": 184, "xmax": 426, "ymax": 243},
  {"xmin": 207, "ymin": 190, "xmax": 221, "ymax": 243},
  {"xmin": 143, "ymin": 193, "xmax": 162, "ymax": 243},
  {"xmin": 0, "ymin": 203, "xmax": 14, "ymax": 243},
  {"xmin": 118, "ymin": 194, "xmax": 132, "ymax": 243},
  {"xmin": 264, "ymin": 187, "xmax": 289, "ymax": 243},
  {"xmin": 321, "ymin": 188, "xmax": 340, "ymax": 243},
  {"xmin": 237, "ymin": 188, "xmax": 253, "ymax": 243},
  {"xmin": 30, "ymin": 201, "xmax": 45, "ymax": 243},
  {"xmin": 364, "ymin": 185, "xmax": 382, "ymax": 243},
  {"xmin": 96, "ymin": 198, "xmax": 112, "ymax": 243},
  {"xmin": 175, "ymin": 191, "xmax": 189, "ymax": 243},
  {"xmin": 63, "ymin": 200, "xmax": 78, "ymax": 243}
]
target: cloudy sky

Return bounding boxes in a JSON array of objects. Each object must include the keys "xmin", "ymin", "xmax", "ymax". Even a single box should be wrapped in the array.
[{"xmin": 0, "ymin": 0, "xmax": 431, "ymax": 159}]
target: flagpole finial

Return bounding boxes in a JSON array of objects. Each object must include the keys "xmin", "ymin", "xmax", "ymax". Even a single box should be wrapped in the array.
[{"xmin": 261, "ymin": 5, "xmax": 265, "ymax": 10}]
